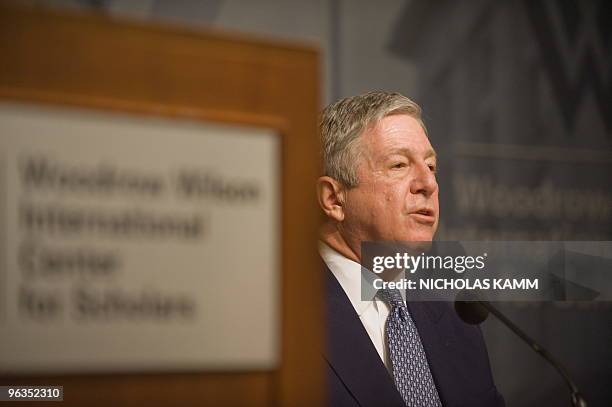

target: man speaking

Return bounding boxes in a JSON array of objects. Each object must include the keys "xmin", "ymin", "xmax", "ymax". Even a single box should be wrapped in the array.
[{"xmin": 316, "ymin": 92, "xmax": 504, "ymax": 406}]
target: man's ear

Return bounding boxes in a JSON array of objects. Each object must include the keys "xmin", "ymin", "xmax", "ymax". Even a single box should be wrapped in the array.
[{"xmin": 316, "ymin": 176, "xmax": 346, "ymax": 222}]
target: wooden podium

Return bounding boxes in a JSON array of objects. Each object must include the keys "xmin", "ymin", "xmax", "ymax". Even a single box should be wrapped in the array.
[{"xmin": 0, "ymin": 4, "xmax": 322, "ymax": 406}]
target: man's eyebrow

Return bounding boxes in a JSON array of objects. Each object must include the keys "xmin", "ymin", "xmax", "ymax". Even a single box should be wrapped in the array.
[{"xmin": 387, "ymin": 148, "xmax": 437, "ymax": 159}]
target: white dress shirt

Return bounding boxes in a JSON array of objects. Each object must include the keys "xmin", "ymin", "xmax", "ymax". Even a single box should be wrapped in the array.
[{"xmin": 319, "ymin": 241, "xmax": 405, "ymax": 372}]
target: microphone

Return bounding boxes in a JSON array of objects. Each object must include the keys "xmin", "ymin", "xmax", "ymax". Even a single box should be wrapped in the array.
[{"xmin": 455, "ymin": 296, "xmax": 587, "ymax": 407}]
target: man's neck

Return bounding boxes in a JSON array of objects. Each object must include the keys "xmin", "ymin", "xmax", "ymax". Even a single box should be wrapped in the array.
[{"xmin": 319, "ymin": 222, "xmax": 361, "ymax": 263}]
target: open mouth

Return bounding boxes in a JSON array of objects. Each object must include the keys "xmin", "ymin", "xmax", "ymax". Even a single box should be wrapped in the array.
[
  {"xmin": 409, "ymin": 208, "xmax": 436, "ymax": 224},
  {"xmin": 415, "ymin": 208, "xmax": 434, "ymax": 216}
]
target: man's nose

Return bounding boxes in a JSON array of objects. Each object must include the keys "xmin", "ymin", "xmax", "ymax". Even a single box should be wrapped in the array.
[{"xmin": 410, "ymin": 163, "xmax": 438, "ymax": 196}]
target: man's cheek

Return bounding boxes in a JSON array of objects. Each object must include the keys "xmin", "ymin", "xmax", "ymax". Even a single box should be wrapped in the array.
[{"xmin": 382, "ymin": 184, "xmax": 401, "ymax": 203}]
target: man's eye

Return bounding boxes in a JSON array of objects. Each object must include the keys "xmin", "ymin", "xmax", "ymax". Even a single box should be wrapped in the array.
[
  {"xmin": 391, "ymin": 162, "xmax": 407, "ymax": 169},
  {"xmin": 428, "ymin": 164, "xmax": 437, "ymax": 173}
]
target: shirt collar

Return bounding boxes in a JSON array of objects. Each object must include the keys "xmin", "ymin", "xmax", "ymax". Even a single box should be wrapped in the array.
[
  {"xmin": 319, "ymin": 241, "xmax": 407, "ymax": 315},
  {"xmin": 319, "ymin": 241, "xmax": 375, "ymax": 316}
]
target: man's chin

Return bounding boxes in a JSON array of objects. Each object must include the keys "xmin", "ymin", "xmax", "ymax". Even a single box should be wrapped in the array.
[{"xmin": 397, "ymin": 226, "xmax": 437, "ymax": 243}]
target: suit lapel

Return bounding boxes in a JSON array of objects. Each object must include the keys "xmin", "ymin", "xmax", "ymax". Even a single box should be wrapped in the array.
[{"xmin": 323, "ymin": 266, "xmax": 406, "ymax": 407}]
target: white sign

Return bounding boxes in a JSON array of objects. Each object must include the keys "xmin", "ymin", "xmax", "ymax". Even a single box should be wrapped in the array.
[{"xmin": 0, "ymin": 102, "xmax": 280, "ymax": 373}]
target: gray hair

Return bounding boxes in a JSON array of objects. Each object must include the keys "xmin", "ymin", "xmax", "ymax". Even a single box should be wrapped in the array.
[{"xmin": 319, "ymin": 91, "xmax": 426, "ymax": 188}]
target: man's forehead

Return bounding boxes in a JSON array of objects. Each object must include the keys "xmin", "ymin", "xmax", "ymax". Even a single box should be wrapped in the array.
[{"xmin": 362, "ymin": 115, "xmax": 435, "ymax": 156}]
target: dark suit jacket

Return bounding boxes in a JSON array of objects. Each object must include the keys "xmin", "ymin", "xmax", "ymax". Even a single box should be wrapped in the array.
[{"xmin": 323, "ymin": 264, "xmax": 504, "ymax": 407}]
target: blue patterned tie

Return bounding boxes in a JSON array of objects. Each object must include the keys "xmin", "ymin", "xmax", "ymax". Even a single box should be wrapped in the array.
[{"xmin": 377, "ymin": 288, "xmax": 442, "ymax": 407}]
